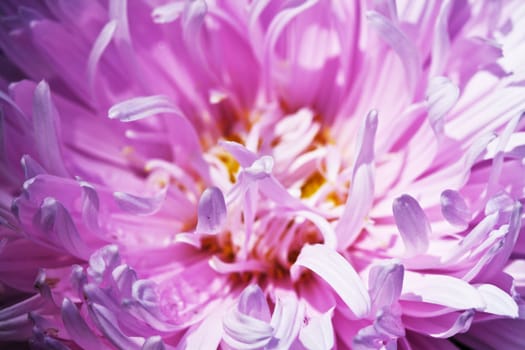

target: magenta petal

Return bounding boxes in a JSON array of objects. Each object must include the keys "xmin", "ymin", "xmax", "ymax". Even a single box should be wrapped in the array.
[
  {"xmin": 142, "ymin": 336, "xmax": 166, "ymax": 350},
  {"xmin": 33, "ymin": 197, "xmax": 89, "ymax": 258},
  {"xmin": 392, "ymin": 195, "xmax": 431, "ymax": 256},
  {"xmin": 196, "ymin": 187, "xmax": 227, "ymax": 234},
  {"xmin": 108, "ymin": 95, "xmax": 179, "ymax": 122},
  {"xmin": 366, "ymin": 11, "xmax": 421, "ymax": 95},
  {"xmin": 440, "ymin": 189, "xmax": 471, "ymax": 227},
  {"xmin": 32, "ymin": 80, "xmax": 68, "ymax": 177},
  {"xmin": 291, "ymin": 244, "xmax": 371, "ymax": 317},
  {"xmin": 61, "ymin": 298, "xmax": 104, "ymax": 350},
  {"xmin": 21, "ymin": 155, "xmax": 46, "ymax": 179},
  {"xmin": 114, "ymin": 190, "xmax": 166, "ymax": 216}
]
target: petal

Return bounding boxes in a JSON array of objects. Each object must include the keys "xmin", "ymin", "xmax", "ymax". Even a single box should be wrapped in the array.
[
  {"xmin": 113, "ymin": 190, "xmax": 166, "ymax": 216},
  {"xmin": 33, "ymin": 197, "xmax": 90, "ymax": 258},
  {"xmin": 32, "ymin": 80, "xmax": 68, "ymax": 176},
  {"xmin": 88, "ymin": 303, "xmax": 142, "ymax": 350},
  {"xmin": 196, "ymin": 187, "xmax": 227, "ymax": 233},
  {"xmin": 336, "ymin": 110, "xmax": 377, "ymax": 248},
  {"xmin": 426, "ymin": 76, "xmax": 459, "ymax": 135},
  {"xmin": 298, "ymin": 309, "xmax": 334, "ymax": 350},
  {"xmin": 269, "ymin": 296, "xmax": 304, "ymax": 350},
  {"xmin": 223, "ymin": 302, "xmax": 274, "ymax": 350},
  {"xmin": 21, "ymin": 154, "xmax": 46, "ymax": 179},
  {"xmin": 142, "ymin": 336, "xmax": 165, "ymax": 350},
  {"xmin": 87, "ymin": 20, "xmax": 118, "ymax": 93},
  {"xmin": 476, "ymin": 284, "xmax": 519, "ymax": 318},
  {"xmin": 61, "ymin": 298, "xmax": 105, "ymax": 350},
  {"xmin": 291, "ymin": 244, "xmax": 371, "ymax": 317},
  {"xmin": 108, "ymin": 95, "xmax": 179, "ymax": 122},
  {"xmin": 404, "ymin": 310, "xmax": 474, "ymax": 338},
  {"xmin": 151, "ymin": 1, "xmax": 185, "ymax": 24},
  {"xmin": 440, "ymin": 189, "xmax": 471, "ymax": 227},
  {"xmin": 392, "ymin": 195, "xmax": 431, "ymax": 256},
  {"xmin": 402, "ymin": 272, "xmax": 485, "ymax": 310},
  {"xmin": 366, "ymin": 11, "xmax": 421, "ymax": 96}
]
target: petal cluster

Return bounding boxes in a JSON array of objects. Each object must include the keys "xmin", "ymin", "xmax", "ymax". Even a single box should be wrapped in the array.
[{"xmin": 1, "ymin": 1, "xmax": 525, "ymax": 349}]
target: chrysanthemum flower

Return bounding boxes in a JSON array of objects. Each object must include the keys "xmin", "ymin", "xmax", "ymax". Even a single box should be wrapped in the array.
[{"xmin": 1, "ymin": 0, "xmax": 525, "ymax": 349}]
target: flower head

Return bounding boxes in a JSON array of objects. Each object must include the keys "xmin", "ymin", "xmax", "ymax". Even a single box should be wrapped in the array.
[{"xmin": 1, "ymin": 1, "xmax": 525, "ymax": 349}]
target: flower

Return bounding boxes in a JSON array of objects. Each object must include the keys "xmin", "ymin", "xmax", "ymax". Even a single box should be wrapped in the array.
[{"xmin": 1, "ymin": 0, "xmax": 525, "ymax": 349}]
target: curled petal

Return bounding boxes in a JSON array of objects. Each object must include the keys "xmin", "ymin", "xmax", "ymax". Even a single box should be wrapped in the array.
[
  {"xmin": 291, "ymin": 244, "xmax": 371, "ymax": 317},
  {"xmin": 61, "ymin": 298, "xmax": 105, "ymax": 350}
]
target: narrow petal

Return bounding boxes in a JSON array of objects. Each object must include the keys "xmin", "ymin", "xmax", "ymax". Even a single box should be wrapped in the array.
[
  {"xmin": 108, "ymin": 95, "xmax": 179, "ymax": 122},
  {"xmin": 21, "ymin": 154, "xmax": 46, "ymax": 179},
  {"xmin": 367, "ymin": 11, "xmax": 421, "ymax": 95},
  {"xmin": 291, "ymin": 244, "xmax": 371, "ymax": 317},
  {"xmin": 114, "ymin": 190, "xmax": 166, "ymax": 216},
  {"xmin": 32, "ymin": 80, "xmax": 68, "ymax": 176},
  {"xmin": 392, "ymin": 195, "xmax": 431, "ymax": 256},
  {"xmin": 88, "ymin": 303, "xmax": 142, "ymax": 350},
  {"xmin": 61, "ymin": 298, "xmax": 105, "ymax": 350},
  {"xmin": 426, "ymin": 76, "xmax": 460, "ymax": 135},
  {"xmin": 87, "ymin": 20, "xmax": 118, "ymax": 93},
  {"xmin": 196, "ymin": 187, "xmax": 227, "ymax": 233},
  {"xmin": 336, "ymin": 110, "xmax": 377, "ymax": 249},
  {"xmin": 477, "ymin": 284, "xmax": 519, "ymax": 317}
]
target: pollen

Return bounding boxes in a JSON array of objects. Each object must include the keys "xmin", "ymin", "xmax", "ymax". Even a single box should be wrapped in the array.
[
  {"xmin": 300, "ymin": 171, "xmax": 326, "ymax": 198},
  {"xmin": 217, "ymin": 152, "xmax": 240, "ymax": 183}
]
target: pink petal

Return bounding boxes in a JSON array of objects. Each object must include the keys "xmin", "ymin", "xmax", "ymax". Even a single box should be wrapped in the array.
[
  {"xmin": 196, "ymin": 187, "xmax": 227, "ymax": 234},
  {"xmin": 298, "ymin": 309, "xmax": 334, "ymax": 350},
  {"xmin": 392, "ymin": 195, "xmax": 431, "ymax": 256},
  {"xmin": 108, "ymin": 95, "xmax": 179, "ymax": 122},
  {"xmin": 402, "ymin": 272, "xmax": 485, "ymax": 310},
  {"xmin": 291, "ymin": 244, "xmax": 371, "ymax": 317}
]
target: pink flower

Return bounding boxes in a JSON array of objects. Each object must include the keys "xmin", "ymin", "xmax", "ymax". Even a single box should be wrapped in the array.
[{"xmin": 1, "ymin": 1, "xmax": 525, "ymax": 349}]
